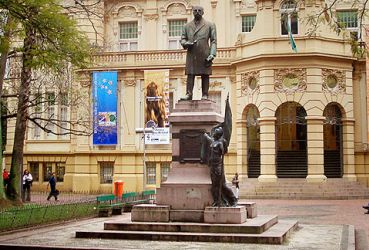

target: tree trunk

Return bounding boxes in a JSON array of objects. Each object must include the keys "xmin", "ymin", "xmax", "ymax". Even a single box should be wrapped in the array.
[
  {"xmin": 7, "ymin": 26, "xmax": 35, "ymax": 201},
  {"xmin": 0, "ymin": 15, "xmax": 12, "ymax": 201}
]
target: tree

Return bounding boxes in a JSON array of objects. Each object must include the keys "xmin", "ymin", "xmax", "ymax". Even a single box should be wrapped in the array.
[{"xmin": 0, "ymin": 0, "xmax": 92, "ymax": 201}]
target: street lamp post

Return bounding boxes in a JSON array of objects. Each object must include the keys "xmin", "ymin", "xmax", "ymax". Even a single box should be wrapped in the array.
[{"xmin": 135, "ymin": 126, "xmax": 153, "ymax": 191}]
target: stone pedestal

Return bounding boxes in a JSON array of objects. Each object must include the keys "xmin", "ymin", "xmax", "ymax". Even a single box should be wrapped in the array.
[
  {"xmin": 204, "ymin": 206, "xmax": 247, "ymax": 224},
  {"xmin": 157, "ymin": 100, "xmax": 223, "ymax": 213},
  {"xmin": 134, "ymin": 100, "xmax": 250, "ymax": 224},
  {"xmin": 131, "ymin": 204, "xmax": 170, "ymax": 222}
]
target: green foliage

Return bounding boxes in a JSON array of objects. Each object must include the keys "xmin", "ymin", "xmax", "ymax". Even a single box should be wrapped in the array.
[{"xmin": 0, "ymin": 0, "xmax": 92, "ymax": 72}]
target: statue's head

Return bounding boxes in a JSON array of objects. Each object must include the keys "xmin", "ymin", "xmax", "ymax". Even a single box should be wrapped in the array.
[
  {"xmin": 213, "ymin": 127, "xmax": 223, "ymax": 139},
  {"xmin": 192, "ymin": 6, "xmax": 204, "ymax": 20}
]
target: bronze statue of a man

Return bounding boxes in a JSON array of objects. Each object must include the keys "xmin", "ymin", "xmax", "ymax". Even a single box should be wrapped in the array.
[
  {"xmin": 203, "ymin": 127, "xmax": 237, "ymax": 207},
  {"xmin": 181, "ymin": 6, "xmax": 217, "ymax": 101}
]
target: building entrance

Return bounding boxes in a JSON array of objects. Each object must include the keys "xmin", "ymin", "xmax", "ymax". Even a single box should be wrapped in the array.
[
  {"xmin": 275, "ymin": 102, "xmax": 307, "ymax": 178},
  {"xmin": 246, "ymin": 105, "xmax": 260, "ymax": 178},
  {"xmin": 323, "ymin": 104, "xmax": 343, "ymax": 178}
]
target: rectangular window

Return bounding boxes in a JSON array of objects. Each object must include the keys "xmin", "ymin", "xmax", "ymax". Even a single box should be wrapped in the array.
[
  {"xmin": 100, "ymin": 162, "xmax": 114, "ymax": 184},
  {"xmin": 168, "ymin": 19, "xmax": 186, "ymax": 49},
  {"xmin": 33, "ymin": 93, "xmax": 42, "ymax": 139},
  {"xmin": 29, "ymin": 162, "xmax": 39, "ymax": 182},
  {"xmin": 146, "ymin": 162, "xmax": 156, "ymax": 185},
  {"xmin": 119, "ymin": 22, "xmax": 138, "ymax": 51},
  {"xmin": 337, "ymin": 10, "xmax": 358, "ymax": 40},
  {"xmin": 160, "ymin": 162, "xmax": 170, "ymax": 183},
  {"xmin": 56, "ymin": 162, "xmax": 65, "ymax": 182},
  {"xmin": 46, "ymin": 92, "xmax": 55, "ymax": 136},
  {"xmin": 242, "ymin": 15, "xmax": 256, "ymax": 32},
  {"xmin": 43, "ymin": 162, "xmax": 52, "ymax": 182},
  {"xmin": 59, "ymin": 93, "xmax": 69, "ymax": 138},
  {"xmin": 337, "ymin": 11, "xmax": 358, "ymax": 28},
  {"xmin": 119, "ymin": 22, "xmax": 138, "ymax": 39},
  {"xmin": 169, "ymin": 20, "xmax": 186, "ymax": 37},
  {"xmin": 281, "ymin": 13, "xmax": 298, "ymax": 35}
]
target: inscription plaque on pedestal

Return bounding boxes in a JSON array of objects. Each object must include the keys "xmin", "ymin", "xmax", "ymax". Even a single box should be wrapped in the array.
[{"xmin": 179, "ymin": 129, "xmax": 205, "ymax": 163}]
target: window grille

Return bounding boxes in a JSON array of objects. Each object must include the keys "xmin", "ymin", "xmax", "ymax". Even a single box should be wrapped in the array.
[
  {"xmin": 242, "ymin": 16, "xmax": 256, "ymax": 32},
  {"xmin": 56, "ymin": 162, "xmax": 65, "ymax": 182},
  {"xmin": 100, "ymin": 162, "xmax": 114, "ymax": 184},
  {"xmin": 119, "ymin": 22, "xmax": 138, "ymax": 39},
  {"xmin": 146, "ymin": 162, "xmax": 156, "ymax": 185},
  {"xmin": 160, "ymin": 162, "xmax": 170, "ymax": 183},
  {"xmin": 29, "ymin": 162, "xmax": 39, "ymax": 182}
]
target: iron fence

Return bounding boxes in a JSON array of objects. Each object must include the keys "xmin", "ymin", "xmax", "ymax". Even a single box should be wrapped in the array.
[{"xmin": 0, "ymin": 192, "xmax": 98, "ymax": 232}]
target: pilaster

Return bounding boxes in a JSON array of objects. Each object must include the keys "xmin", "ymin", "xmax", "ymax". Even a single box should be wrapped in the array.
[
  {"xmin": 305, "ymin": 116, "xmax": 327, "ymax": 183},
  {"xmin": 342, "ymin": 118, "xmax": 357, "ymax": 181},
  {"xmin": 258, "ymin": 117, "xmax": 277, "ymax": 182}
]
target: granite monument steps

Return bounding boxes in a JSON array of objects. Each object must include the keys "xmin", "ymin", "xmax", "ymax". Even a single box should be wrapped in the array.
[
  {"xmin": 240, "ymin": 178, "xmax": 369, "ymax": 199},
  {"xmin": 75, "ymin": 215, "xmax": 298, "ymax": 244}
]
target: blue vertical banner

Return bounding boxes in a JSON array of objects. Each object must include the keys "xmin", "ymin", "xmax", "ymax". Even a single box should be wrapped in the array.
[{"xmin": 92, "ymin": 71, "xmax": 118, "ymax": 145}]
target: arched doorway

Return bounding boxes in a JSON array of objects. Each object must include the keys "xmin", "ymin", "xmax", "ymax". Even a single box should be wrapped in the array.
[
  {"xmin": 275, "ymin": 102, "xmax": 307, "ymax": 178},
  {"xmin": 245, "ymin": 105, "xmax": 260, "ymax": 178},
  {"xmin": 323, "ymin": 103, "xmax": 343, "ymax": 178}
]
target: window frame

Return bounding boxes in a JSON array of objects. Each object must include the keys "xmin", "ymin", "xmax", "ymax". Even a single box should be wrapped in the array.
[
  {"xmin": 160, "ymin": 162, "xmax": 171, "ymax": 183},
  {"xmin": 336, "ymin": 10, "xmax": 359, "ymax": 40},
  {"xmin": 99, "ymin": 161, "xmax": 114, "ymax": 184},
  {"xmin": 280, "ymin": 0, "xmax": 299, "ymax": 36},
  {"xmin": 168, "ymin": 19, "xmax": 187, "ymax": 50},
  {"xmin": 146, "ymin": 162, "xmax": 156, "ymax": 185},
  {"xmin": 29, "ymin": 162, "xmax": 39, "ymax": 182},
  {"xmin": 56, "ymin": 162, "xmax": 65, "ymax": 182},
  {"xmin": 241, "ymin": 15, "xmax": 256, "ymax": 33},
  {"xmin": 119, "ymin": 22, "xmax": 138, "ymax": 51}
]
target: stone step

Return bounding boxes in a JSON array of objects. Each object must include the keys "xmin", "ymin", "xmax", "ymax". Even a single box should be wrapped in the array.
[
  {"xmin": 76, "ymin": 220, "xmax": 298, "ymax": 245},
  {"xmin": 104, "ymin": 214, "xmax": 278, "ymax": 234},
  {"xmin": 239, "ymin": 179, "xmax": 369, "ymax": 199}
]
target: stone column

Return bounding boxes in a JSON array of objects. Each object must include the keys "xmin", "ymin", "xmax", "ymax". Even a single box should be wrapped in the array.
[
  {"xmin": 342, "ymin": 118, "xmax": 357, "ymax": 181},
  {"xmin": 305, "ymin": 116, "xmax": 327, "ymax": 183},
  {"xmin": 236, "ymin": 120, "xmax": 247, "ymax": 177},
  {"xmin": 258, "ymin": 117, "xmax": 277, "ymax": 182}
]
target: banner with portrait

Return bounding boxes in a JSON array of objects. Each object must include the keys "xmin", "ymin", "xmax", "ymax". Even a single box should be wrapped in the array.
[
  {"xmin": 144, "ymin": 70, "xmax": 170, "ymax": 144},
  {"xmin": 92, "ymin": 71, "xmax": 118, "ymax": 145}
]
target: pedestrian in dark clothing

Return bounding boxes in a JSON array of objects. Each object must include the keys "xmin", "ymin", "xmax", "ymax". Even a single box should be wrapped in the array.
[{"xmin": 47, "ymin": 172, "xmax": 58, "ymax": 201}]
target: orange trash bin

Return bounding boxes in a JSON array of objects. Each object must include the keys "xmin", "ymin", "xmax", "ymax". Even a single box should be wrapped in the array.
[{"xmin": 114, "ymin": 181, "xmax": 124, "ymax": 197}]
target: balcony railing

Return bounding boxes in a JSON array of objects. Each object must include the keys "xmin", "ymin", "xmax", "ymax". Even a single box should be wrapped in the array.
[{"xmin": 92, "ymin": 47, "xmax": 235, "ymax": 69}]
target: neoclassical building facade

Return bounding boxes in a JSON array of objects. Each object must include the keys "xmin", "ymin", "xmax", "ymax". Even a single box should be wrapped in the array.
[{"xmin": 5, "ymin": 0, "xmax": 369, "ymax": 193}]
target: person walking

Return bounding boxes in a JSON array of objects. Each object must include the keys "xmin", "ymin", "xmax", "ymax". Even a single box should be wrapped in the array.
[
  {"xmin": 232, "ymin": 173, "xmax": 240, "ymax": 200},
  {"xmin": 22, "ymin": 169, "xmax": 33, "ymax": 202},
  {"xmin": 2, "ymin": 168, "xmax": 9, "ymax": 191},
  {"xmin": 47, "ymin": 172, "xmax": 59, "ymax": 201}
]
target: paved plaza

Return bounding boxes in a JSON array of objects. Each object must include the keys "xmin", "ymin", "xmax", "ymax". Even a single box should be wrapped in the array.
[{"xmin": 0, "ymin": 199, "xmax": 367, "ymax": 249}]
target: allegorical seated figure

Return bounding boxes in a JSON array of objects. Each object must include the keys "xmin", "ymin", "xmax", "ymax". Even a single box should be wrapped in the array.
[{"xmin": 203, "ymin": 127, "xmax": 237, "ymax": 207}]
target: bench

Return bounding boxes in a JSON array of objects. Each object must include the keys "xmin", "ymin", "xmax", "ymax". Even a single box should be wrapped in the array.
[
  {"xmin": 122, "ymin": 190, "xmax": 156, "ymax": 212},
  {"xmin": 363, "ymin": 204, "xmax": 369, "ymax": 214},
  {"xmin": 96, "ymin": 194, "xmax": 123, "ymax": 217}
]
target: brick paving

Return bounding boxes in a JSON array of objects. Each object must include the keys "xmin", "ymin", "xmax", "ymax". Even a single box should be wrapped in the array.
[{"xmin": 0, "ymin": 198, "xmax": 366, "ymax": 249}]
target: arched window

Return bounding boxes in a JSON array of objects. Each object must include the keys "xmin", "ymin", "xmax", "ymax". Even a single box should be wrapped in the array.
[{"xmin": 280, "ymin": 0, "xmax": 298, "ymax": 35}]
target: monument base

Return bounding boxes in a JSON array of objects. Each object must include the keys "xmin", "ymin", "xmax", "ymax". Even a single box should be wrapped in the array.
[
  {"xmin": 204, "ymin": 206, "xmax": 247, "ymax": 224},
  {"xmin": 156, "ymin": 163, "xmax": 212, "ymax": 210}
]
